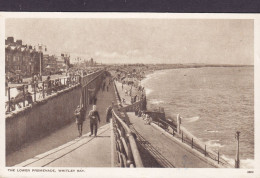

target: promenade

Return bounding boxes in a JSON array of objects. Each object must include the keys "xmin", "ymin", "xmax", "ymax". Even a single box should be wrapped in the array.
[
  {"xmin": 10, "ymin": 78, "xmax": 219, "ymax": 168},
  {"xmin": 128, "ymin": 112, "xmax": 215, "ymax": 168},
  {"xmin": 15, "ymin": 123, "xmax": 115, "ymax": 167},
  {"xmin": 7, "ymin": 77, "xmax": 116, "ymax": 167},
  {"xmin": 114, "ymin": 81, "xmax": 141, "ymax": 106},
  {"xmin": 115, "ymin": 80, "xmax": 217, "ymax": 168}
]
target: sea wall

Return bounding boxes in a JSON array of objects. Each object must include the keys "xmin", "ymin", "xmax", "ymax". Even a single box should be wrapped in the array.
[
  {"xmin": 6, "ymin": 85, "xmax": 81, "ymax": 154},
  {"xmin": 6, "ymin": 70, "xmax": 105, "ymax": 155}
]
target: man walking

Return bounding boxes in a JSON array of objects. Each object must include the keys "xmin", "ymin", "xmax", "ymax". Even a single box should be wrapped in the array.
[
  {"xmin": 88, "ymin": 105, "xmax": 100, "ymax": 137},
  {"xmin": 106, "ymin": 102, "xmax": 113, "ymax": 123},
  {"xmin": 74, "ymin": 105, "xmax": 85, "ymax": 137}
]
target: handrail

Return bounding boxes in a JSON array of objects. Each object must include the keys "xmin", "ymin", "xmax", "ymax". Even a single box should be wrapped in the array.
[
  {"xmin": 5, "ymin": 75, "xmax": 80, "ymax": 114},
  {"xmin": 81, "ymin": 70, "xmax": 105, "ymax": 87},
  {"xmin": 112, "ymin": 109, "xmax": 143, "ymax": 167},
  {"xmin": 5, "ymin": 69, "xmax": 105, "ymax": 114},
  {"xmin": 151, "ymin": 116, "xmax": 232, "ymax": 167}
]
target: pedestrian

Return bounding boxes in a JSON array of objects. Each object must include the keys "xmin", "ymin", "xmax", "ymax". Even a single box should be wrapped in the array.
[
  {"xmin": 74, "ymin": 105, "xmax": 85, "ymax": 137},
  {"xmin": 106, "ymin": 85, "xmax": 109, "ymax": 92},
  {"xmin": 106, "ymin": 102, "xmax": 113, "ymax": 123},
  {"xmin": 134, "ymin": 95, "xmax": 137, "ymax": 103},
  {"xmin": 94, "ymin": 96, "xmax": 97, "ymax": 105},
  {"xmin": 102, "ymin": 82, "xmax": 105, "ymax": 91},
  {"xmin": 88, "ymin": 105, "xmax": 100, "ymax": 137},
  {"xmin": 138, "ymin": 109, "xmax": 142, "ymax": 117},
  {"xmin": 145, "ymin": 114, "xmax": 152, "ymax": 125},
  {"xmin": 135, "ymin": 107, "xmax": 139, "ymax": 116},
  {"xmin": 5, "ymin": 77, "xmax": 8, "ymax": 96}
]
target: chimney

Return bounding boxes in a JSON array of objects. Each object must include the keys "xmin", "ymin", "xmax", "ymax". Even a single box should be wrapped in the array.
[
  {"xmin": 16, "ymin": 40, "xmax": 22, "ymax": 46},
  {"xmin": 6, "ymin": 37, "xmax": 14, "ymax": 45}
]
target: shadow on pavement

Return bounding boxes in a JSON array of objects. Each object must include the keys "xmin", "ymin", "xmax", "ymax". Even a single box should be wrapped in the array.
[{"xmin": 130, "ymin": 126, "xmax": 175, "ymax": 168}]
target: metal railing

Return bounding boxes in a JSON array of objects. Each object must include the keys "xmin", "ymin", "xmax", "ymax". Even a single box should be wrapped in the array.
[
  {"xmin": 112, "ymin": 109, "xmax": 143, "ymax": 167},
  {"xmin": 5, "ymin": 75, "xmax": 80, "ymax": 114},
  {"xmin": 150, "ymin": 116, "xmax": 232, "ymax": 167}
]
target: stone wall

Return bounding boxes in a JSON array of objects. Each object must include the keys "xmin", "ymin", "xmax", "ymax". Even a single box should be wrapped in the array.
[
  {"xmin": 6, "ymin": 70, "xmax": 105, "ymax": 155},
  {"xmin": 6, "ymin": 85, "xmax": 82, "ymax": 154}
]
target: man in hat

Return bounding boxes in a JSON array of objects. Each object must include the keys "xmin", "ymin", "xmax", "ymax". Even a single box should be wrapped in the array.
[
  {"xmin": 88, "ymin": 105, "xmax": 100, "ymax": 136},
  {"xmin": 74, "ymin": 105, "xmax": 85, "ymax": 137}
]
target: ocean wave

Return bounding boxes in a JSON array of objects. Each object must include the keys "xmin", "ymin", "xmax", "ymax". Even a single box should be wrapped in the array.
[
  {"xmin": 205, "ymin": 129, "xmax": 219, "ymax": 133},
  {"xmin": 221, "ymin": 155, "xmax": 254, "ymax": 169},
  {"xmin": 145, "ymin": 88, "xmax": 153, "ymax": 96},
  {"xmin": 141, "ymin": 73, "xmax": 155, "ymax": 85},
  {"xmin": 240, "ymin": 158, "xmax": 255, "ymax": 169},
  {"xmin": 183, "ymin": 116, "xmax": 200, "ymax": 123},
  {"xmin": 205, "ymin": 140, "xmax": 224, "ymax": 148},
  {"xmin": 149, "ymin": 99, "xmax": 164, "ymax": 105}
]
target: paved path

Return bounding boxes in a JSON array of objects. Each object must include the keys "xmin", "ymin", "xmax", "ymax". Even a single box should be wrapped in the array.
[
  {"xmin": 7, "ymin": 77, "xmax": 116, "ymax": 166},
  {"xmin": 15, "ymin": 123, "xmax": 114, "ymax": 167},
  {"xmin": 127, "ymin": 112, "xmax": 215, "ymax": 168},
  {"xmin": 114, "ymin": 81, "xmax": 142, "ymax": 106}
]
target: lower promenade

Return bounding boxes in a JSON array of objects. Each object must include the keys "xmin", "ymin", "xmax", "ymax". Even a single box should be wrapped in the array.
[
  {"xmin": 8, "ymin": 76, "xmax": 117, "ymax": 167},
  {"xmin": 12, "ymin": 76, "xmax": 229, "ymax": 168},
  {"xmin": 114, "ymin": 81, "xmax": 221, "ymax": 168}
]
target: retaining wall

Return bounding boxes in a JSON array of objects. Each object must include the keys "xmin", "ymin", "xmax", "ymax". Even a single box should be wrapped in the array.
[
  {"xmin": 6, "ymin": 85, "xmax": 82, "ymax": 154},
  {"xmin": 6, "ymin": 70, "xmax": 105, "ymax": 155}
]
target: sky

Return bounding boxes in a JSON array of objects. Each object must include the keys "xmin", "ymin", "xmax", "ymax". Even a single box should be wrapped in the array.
[{"xmin": 5, "ymin": 18, "xmax": 254, "ymax": 65}]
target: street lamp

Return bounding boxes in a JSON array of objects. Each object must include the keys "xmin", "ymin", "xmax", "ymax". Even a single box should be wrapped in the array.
[{"xmin": 35, "ymin": 44, "xmax": 47, "ymax": 81}]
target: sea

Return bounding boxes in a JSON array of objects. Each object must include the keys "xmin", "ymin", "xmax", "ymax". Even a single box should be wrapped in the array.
[{"xmin": 141, "ymin": 67, "xmax": 254, "ymax": 168}]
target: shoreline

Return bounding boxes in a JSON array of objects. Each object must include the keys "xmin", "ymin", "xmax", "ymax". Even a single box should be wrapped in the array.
[{"xmin": 140, "ymin": 67, "xmax": 254, "ymax": 169}]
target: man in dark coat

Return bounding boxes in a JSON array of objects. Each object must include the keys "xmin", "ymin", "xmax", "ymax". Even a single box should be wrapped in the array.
[
  {"xmin": 88, "ymin": 105, "xmax": 100, "ymax": 136},
  {"xmin": 74, "ymin": 105, "xmax": 85, "ymax": 137},
  {"xmin": 105, "ymin": 102, "xmax": 114, "ymax": 123}
]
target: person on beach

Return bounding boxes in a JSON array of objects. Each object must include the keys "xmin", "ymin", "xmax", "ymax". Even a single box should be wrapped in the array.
[
  {"xmin": 74, "ymin": 105, "xmax": 85, "ymax": 137},
  {"xmin": 88, "ymin": 105, "xmax": 100, "ymax": 137}
]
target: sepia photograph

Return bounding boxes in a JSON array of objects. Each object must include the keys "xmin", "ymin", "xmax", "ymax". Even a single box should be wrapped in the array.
[{"xmin": 0, "ymin": 13, "xmax": 259, "ymax": 177}]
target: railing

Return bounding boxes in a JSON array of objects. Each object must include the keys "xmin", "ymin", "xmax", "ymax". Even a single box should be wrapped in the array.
[
  {"xmin": 5, "ymin": 75, "xmax": 80, "ymax": 114},
  {"xmin": 112, "ymin": 109, "xmax": 143, "ymax": 167},
  {"xmin": 150, "ymin": 116, "xmax": 232, "ymax": 167}
]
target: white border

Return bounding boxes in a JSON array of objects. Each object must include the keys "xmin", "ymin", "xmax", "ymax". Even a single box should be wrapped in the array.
[{"xmin": 0, "ymin": 12, "xmax": 259, "ymax": 178}]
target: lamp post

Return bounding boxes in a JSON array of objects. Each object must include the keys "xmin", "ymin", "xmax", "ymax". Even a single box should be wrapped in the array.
[
  {"xmin": 36, "ymin": 44, "xmax": 47, "ymax": 81},
  {"xmin": 235, "ymin": 131, "xmax": 240, "ymax": 168}
]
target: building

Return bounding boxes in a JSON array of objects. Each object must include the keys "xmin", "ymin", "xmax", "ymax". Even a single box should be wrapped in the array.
[
  {"xmin": 45, "ymin": 55, "xmax": 58, "ymax": 74},
  {"xmin": 5, "ymin": 37, "xmax": 42, "ymax": 79},
  {"xmin": 90, "ymin": 58, "xmax": 94, "ymax": 66},
  {"xmin": 57, "ymin": 53, "xmax": 70, "ymax": 72}
]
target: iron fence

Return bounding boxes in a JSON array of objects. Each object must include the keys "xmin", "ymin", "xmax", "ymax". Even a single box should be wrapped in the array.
[
  {"xmin": 5, "ymin": 75, "xmax": 80, "ymax": 114},
  {"xmin": 151, "ymin": 116, "xmax": 232, "ymax": 167},
  {"xmin": 112, "ymin": 109, "xmax": 143, "ymax": 167}
]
